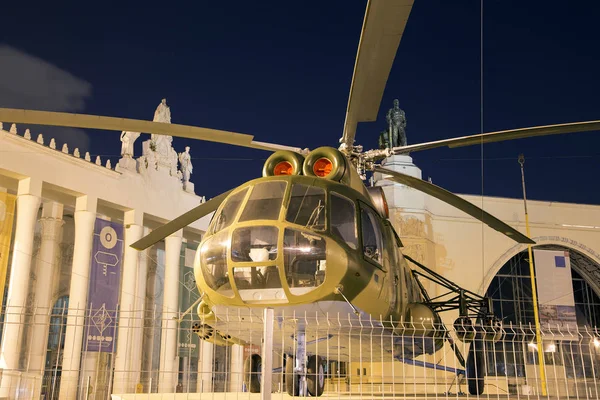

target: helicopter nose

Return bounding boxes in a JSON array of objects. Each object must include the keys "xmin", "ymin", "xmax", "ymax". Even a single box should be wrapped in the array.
[{"xmin": 198, "ymin": 224, "xmax": 328, "ymax": 303}]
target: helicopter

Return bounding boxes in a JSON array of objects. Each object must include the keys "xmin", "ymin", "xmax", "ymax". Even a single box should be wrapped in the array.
[{"xmin": 2, "ymin": 0, "xmax": 600, "ymax": 397}]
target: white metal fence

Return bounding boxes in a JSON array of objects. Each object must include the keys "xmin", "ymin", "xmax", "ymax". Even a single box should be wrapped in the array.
[{"xmin": 0, "ymin": 305, "xmax": 598, "ymax": 399}]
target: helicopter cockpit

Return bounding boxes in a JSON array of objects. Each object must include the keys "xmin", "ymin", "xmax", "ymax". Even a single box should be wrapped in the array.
[{"xmin": 196, "ymin": 177, "xmax": 369, "ymax": 304}]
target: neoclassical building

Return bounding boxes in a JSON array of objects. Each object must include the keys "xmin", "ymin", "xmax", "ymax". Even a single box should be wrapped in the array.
[
  {"xmin": 370, "ymin": 155, "xmax": 600, "ymax": 395},
  {"xmin": 0, "ymin": 102, "xmax": 217, "ymax": 399},
  {"xmin": 0, "ymin": 106, "xmax": 599, "ymax": 398}
]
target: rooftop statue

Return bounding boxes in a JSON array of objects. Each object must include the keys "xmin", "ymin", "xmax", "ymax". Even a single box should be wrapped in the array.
[
  {"xmin": 150, "ymin": 99, "xmax": 173, "ymax": 155},
  {"xmin": 178, "ymin": 146, "xmax": 193, "ymax": 183},
  {"xmin": 120, "ymin": 131, "xmax": 140, "ymax": 157},
  {"xmin": 153, "ymin": 98, "xmax": 171, "ymax": 124},
  {"xmin": 378, "ymin": 99, "xmax": 407, "ymax": 149}
]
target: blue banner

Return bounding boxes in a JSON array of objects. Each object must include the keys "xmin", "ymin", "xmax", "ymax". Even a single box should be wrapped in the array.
[{"xmin": 84, "ymin": 218, "xmax": 123, "ymax": 352}]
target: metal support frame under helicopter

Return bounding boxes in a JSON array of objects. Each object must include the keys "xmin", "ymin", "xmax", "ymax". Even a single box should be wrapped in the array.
[{"xmin": 403, "ymin": 254, "xmax": 502, "ymax": 395}]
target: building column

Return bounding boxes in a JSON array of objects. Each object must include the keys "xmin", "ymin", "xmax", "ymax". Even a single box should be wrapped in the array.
[
  {"xmin": 59, "ymin": 196, "xmax": 97, "ymax": 400},
  {"xmin": 113, "ymin": 211, "xmax": 143, "ymax": 394},
  {"xmin": 199, "ymin": 341, "xmax": 214, "ymax": 392},
  {"xmin": 229, "ymin": 344, "xmax": 244, "ymax": 392},
  {"xmin": 0, "ymin": 178, "xmax": 41, "ymax": 398},
  {"xmin": 158, "ymin": 230, "xmax": 182, "ymax": 393},
  {"xmin": 29, "ymin": 202, "xmax": 64, "ymax": 375},
  {"xmin": 130, "ymin": 227, "xmax": 150, "ymax": 389}
]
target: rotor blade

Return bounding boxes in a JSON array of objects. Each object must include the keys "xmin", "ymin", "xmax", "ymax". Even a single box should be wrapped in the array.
[
  {"xmin": 374, "ymin": 166, "xmax": 535, "ymax": 244},
  {"xmin": 0, "ymin": 108, "xmax": 305, "ymax": 154},
  {"xmin": 340, "ymin": 0, "xmax": 414, "ymax": 149},
  {"xmin": 130, "ymin": 189, "xmax": 232, "ymax": 250},
  {"xmin": 392, "ymin": 120, "xmax": 600, "ymax": 154}
]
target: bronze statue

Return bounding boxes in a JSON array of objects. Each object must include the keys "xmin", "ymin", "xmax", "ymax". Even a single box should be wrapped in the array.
[{"xmin": 379, "ymin": 99, "xmax": 407, "ymax": 149}]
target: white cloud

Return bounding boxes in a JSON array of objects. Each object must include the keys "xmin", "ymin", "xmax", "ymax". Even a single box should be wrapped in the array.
[{"xmin": 0, "ymin": 45, "xmax": 92, "ymax": 151}]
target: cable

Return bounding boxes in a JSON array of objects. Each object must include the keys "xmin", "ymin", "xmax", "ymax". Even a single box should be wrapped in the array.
[
  {"xmin": 480, "ymin": 0, "xmax": 486, "ymax": 283},
  {"xmin": 437, "ymin": 154, "xmax": 600, "ymax": 162}
]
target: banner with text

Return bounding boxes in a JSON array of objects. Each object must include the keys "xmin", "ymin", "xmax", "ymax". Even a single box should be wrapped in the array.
[
  {"xmin": 178, "ymin": 242, "xmax": 201, "ymax": 357},
  {"xmin": 534, "ymin": 249, "xmax": 577, "ymax": 333},
  {"xmin": 85, "ymin": 218, "xmax": 123, "ymax": 352},
  {"xmin": 0, "ymin": 193, "xmax": 16, "ymax": 309}
]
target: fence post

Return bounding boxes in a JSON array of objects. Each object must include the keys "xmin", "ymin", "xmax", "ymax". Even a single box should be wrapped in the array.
[{"xmin": 261, "ymin": 308, "xmax": 274, "ymax": 400}]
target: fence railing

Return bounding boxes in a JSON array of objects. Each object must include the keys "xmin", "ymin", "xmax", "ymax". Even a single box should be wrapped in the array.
[{"xmin": 0, "ymin": 305, "xmax": 598, "ymax": 399}]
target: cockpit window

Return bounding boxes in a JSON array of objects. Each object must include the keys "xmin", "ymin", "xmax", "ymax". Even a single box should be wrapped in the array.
[
  {"xmin": 209, "ymin": 188, "xmax": 248, "ymax": 235},
  {"xmin": 199, "ymin": 230, "xmax": 233, "ymax": 297},
  {"xmin": 361, "ymin": 206, "xmax": 383, "ymax": 265},
  {"xmin": 285, "ymin": 184, "xmax": 326, "ymax": 230},
  {"xmin": 231, "ymin": 226, "xmax": 278, "ymax": 262},
  {"xmin": 283, "ymin": 229, "xmax": 327, "ymax": 294},
  {"xmin": 239, "ymin": 181, "xmax": 287, "ymax": 222},
  {"xmin": 330, "ymin": 193, "xmax": 357, "ymax": 249}
]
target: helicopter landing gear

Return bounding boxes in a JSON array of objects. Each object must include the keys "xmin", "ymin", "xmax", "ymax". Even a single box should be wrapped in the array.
[
  {"xmin": 285, "ymin": 331, "xmax": 325, "ymax": 397},
  {"xmin": 307, "ymin": 354, "xmax": 325, "ymax": 396},
  {"xmin": 287, "ymin": 330, "xmax": 307, "ymax": 396},
  {"xmin": 286, "ymin": 354, "xmax": 326, "ymax": 397},
  {"xmin": 243, "ymin": 353, "xmax": 262, "ymax": 393},
  {"xmin": 466, "ymin": 334, "xmax": 485, "ymax": 395},
  {"xmin": 285, "ymin": 355, "xmax": 300, "ymax": 396}
]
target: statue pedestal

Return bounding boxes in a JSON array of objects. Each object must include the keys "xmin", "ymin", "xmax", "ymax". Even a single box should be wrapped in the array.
[
  {"xmin": 183, "ymin": 181, "xmax": 195, "ymax": 194},
  {"xmin": 374, "ymin": 154, "xmax": 424, "ymax": 210},
  {"xmin": 115, "ymin": 156, "xmax": 137, "ymax": 173},
  {"xmin": 374, "ymin": 155, "xmax": 435, "ymax": 282},
  {"xmin": 375, "ymin": 154, "xmax": 422, "ymax": 182},
  {"xmin": 156, "ymin": 163, "xmax": 172, "ymax": 176}
]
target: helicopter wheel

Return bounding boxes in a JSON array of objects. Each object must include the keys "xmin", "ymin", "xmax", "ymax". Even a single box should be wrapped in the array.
[
  {"xmin": 466, "ymin": 336, "xmax": 485, "ymax": 395},
  {"xmin": 285, "ymin": 355, "xmax": 300, "ymax": 396},
  {"xmin": 243, "ymin": 353, "xmax": 262, "ymax": 393},
  {"xmin": 307, "ymin": 355, "xmax": 325, "ymax": 397}
]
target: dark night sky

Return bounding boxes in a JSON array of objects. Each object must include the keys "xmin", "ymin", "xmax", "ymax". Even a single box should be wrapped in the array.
[{"xmin": 2, "ymin": 1, "xmax": 600, "ymax": 205}]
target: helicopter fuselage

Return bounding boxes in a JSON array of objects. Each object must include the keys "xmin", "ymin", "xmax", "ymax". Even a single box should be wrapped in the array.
[{"xmin": 194, "ymin": 172, "xmax": 425, "ymax": 325}]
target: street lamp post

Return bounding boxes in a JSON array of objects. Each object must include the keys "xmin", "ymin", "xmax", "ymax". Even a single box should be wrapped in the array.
[{"xmin": 518, "ymin": 154, "xmax": 547, "ymax": 396}]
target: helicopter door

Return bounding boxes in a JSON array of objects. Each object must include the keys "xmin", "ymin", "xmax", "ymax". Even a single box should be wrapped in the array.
[
  {"xmin": 359, "ymin": 205, "xmax": 384, "ymax": 268},
  {"xmin": 360, "ymin": 204, "xmax": 393, "ymax": 310}
]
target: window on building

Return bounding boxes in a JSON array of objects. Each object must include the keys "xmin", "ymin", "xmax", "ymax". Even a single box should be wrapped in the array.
[{"xmin": 484, "ymin": 248, "xmax": 600, "ymax": 379}]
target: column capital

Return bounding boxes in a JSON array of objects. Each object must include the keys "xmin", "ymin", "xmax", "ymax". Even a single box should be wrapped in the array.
[
  {"xmin": 17, "ymin": 177, "xmax": 42, "ymax": 197},
  {"xmin": 124, "ymin": 209, "xmax": 143, "ymax": 227},
  {"xmin": 75, "ymin": 195, "xmax": 97, "ymax": 214},
  {"xmin": 41, "ymin": 201, "xmax": 63, "ymax": 219},
  {"xmin": 39, "ymin": 218, "xmax": 65, "ymax": 241},
  {"xmin": 39, "ymin": 201, "xmax": 64, "ymax": 241}
]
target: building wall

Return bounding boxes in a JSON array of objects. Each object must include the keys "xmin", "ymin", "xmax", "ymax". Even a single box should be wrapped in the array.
[
  {"xmin": 0, "ymin": 121, "xmax": 212, "ymax": 398},
  {"xmin": 369, "ymin": 156, "xmax": 600, "ymax": 396},
  {"xmin": 376, "ymin": 157, "xmax": 600, "ymax": 321}
]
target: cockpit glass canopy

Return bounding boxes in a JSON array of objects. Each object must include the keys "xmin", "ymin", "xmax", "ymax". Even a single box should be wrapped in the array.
[
  {"xmin": 200, "ymin": 230, "xmax": 233, "ymax": 297},
  {"xmin": 330, "ymin": 192, "xmax": 358, "ymax": 249},
  {"xmin": 209, "ymin": 188, "xmax": 248, "ymax": 235},
  {"xmin": 285, "ymin": 184, "xmax": 326, "ymax": 230},
  {"xmin": 239, "ymin": 181, "xmax": 287, "ymax": 222},
  {"xmin": 231, "ymin": 226, "xmax": 278, "ymax": 262},
  {"xmin": 283, "ymin": 228, "xmax": 326, "ymax": 293}
]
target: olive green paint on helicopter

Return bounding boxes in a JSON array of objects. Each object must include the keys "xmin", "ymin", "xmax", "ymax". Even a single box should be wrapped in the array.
[{"xmin": 194, "ymin": 148, "xmax": 427, "ymax": 324}]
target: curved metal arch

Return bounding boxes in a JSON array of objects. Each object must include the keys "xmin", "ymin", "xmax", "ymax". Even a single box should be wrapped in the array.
[{"xmin": 481, "ymin": 236, "xmax": 600, "ymax": 296}]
